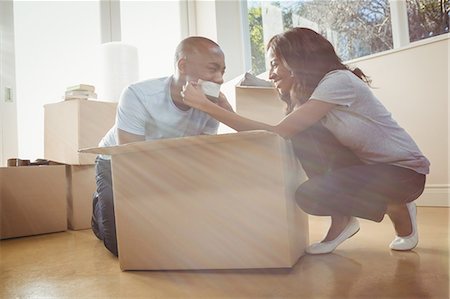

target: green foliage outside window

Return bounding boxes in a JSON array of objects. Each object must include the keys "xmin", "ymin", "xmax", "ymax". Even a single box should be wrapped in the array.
[{"xmin": 248, "ymin": 6, "xmax": 266, "ymax": 75}]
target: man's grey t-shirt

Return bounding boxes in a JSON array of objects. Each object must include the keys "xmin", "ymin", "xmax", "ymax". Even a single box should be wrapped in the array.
[
  {"xmin": 310, "ymin": 70, "xmax": 430, "ymax": 174},
  {"xmin": 100, "ymin": 76, "xmax": 219, "ymax": 148}
]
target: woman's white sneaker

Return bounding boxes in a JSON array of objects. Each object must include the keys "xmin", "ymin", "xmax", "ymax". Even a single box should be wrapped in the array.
[
  {"xmin": 390, "ymin": 202, "xmax": 418, "ymax": 251},
  {"xmin": 305, "ymin": 217, "xmax": 360, "ymax": 255}
]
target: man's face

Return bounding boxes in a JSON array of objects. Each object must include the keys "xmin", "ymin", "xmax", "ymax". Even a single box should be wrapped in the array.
[{"xmin": 183, "ymin": 46, "xmax": 226, "ymax": 85}]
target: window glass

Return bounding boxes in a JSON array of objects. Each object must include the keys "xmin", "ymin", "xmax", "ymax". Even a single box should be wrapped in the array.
[
  {"xmin": 13, "ymin": 1, "xmax": 101, "ymax": 160},
  {"xmin": 120, "ymin": 1, "xmax": 183, "ymax": 80},
  {"xmin": 407, "ymin": 0, "xmax": 449, "ymax": 42},
  {"xmin": 248, "ymin": 0, "xmax": 393, "ymax": 75}
]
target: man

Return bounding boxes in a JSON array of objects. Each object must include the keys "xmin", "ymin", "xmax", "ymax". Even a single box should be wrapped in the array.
[{"xmin": 92, "ymin": 36, "xmax": 233, "ymax": 256}]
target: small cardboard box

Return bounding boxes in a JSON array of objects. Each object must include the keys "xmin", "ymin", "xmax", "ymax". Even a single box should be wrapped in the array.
[
  {"xmin": 0, "ymin": 165, "xmax": 67, "ymax": 239},
  {"xmin": 235, "ymin": 86, "xmax": 286, "ymax": 125},
  {"xmin": 81, "ymin": 131, "xmax": 309, "ymax": 270},
  {"xmin": 44, "ymin": 99, "xmax": 117, "ymax": 165},
  {"xmin": 66, "ymin": 165, "xmax": 96, "ymax": 230}
]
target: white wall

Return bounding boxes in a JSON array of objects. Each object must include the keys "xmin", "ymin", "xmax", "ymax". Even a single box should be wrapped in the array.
[
  {"xmin": 347, "ymin": 34, "xmax": 449, "ymax": 206},
  {"xmin": 120, "ymin": 1, "xmax": 183, "ymax": 80},
  {"xmin": 13, "ymin": 2, "xmax": 101, "ymax": 162},
  {"xmin": 0, "ymin": 0, "xmax": 18, "ymax": 166},
  {"xmin": 194, "ymin": 0, "xmax": 247, "ymax": 82}
]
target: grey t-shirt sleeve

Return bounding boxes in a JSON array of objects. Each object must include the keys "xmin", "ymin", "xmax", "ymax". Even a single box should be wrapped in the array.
[
  {"xmin": 116, "ymin": 86, "xmax": 147, "ymax": 136},
  {"xmin": 309, "ymin": 70, "xmax": 356, "ymax": 107}
]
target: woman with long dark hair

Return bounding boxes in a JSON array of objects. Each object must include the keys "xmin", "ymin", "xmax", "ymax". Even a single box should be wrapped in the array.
[{"xmin": 182, "ymin": 28, "xmax": 429, "ymax": 254}]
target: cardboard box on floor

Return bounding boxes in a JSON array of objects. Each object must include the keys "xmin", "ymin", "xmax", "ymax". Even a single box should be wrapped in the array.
[
  {"xmin": 66, "ymin": 165, "xmax": 96, "ymax": 230},
  {"xmin": 0, "ymin": 165, "xmax": 67, "ymax": 239},
  {"xmin": 44, "ymin": 99, "xmax": 117, "ymax": 165},
  {"xmin": 81, "ymin": 131, "xmax": 309, "ymax": 270},
  {"xmin": 235, "ymin": 86, "xmax": 286, "ymax": 125}
]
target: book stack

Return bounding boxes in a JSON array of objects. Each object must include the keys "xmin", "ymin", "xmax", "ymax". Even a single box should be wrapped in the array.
[{"xmin": 64, "ymin": 84, "xmax": 97, "ymax": 100}]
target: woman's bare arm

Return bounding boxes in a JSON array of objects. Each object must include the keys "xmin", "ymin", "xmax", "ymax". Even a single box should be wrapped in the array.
[{"xmin": 182, "ymin": 82, "xmax": 335, "ymax": 138}]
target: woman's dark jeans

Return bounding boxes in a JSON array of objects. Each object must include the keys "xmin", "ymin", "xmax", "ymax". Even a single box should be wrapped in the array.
[{"xmin": 291, "ymin": 123, "xmax": 425, "ymax": 222}]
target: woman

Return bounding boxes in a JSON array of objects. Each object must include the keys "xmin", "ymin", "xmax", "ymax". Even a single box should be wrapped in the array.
[{"xmin": 182, "ymin": 28, "xmax": 429, "ymax": 254}]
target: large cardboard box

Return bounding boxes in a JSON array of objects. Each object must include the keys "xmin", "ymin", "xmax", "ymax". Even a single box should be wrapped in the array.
[
  {"xmin": 235, "ymin": 86, "xmax": 286, "ymax": 125},
  {"xmin": 0, "ymin": 165, "xmax": 67, "ymax": 239},
  {"xmin": 81, "ymin": 131, "xmax": 309, "ymax": 270},
  {"xmin": 66, "ymin": 165, "xmax": 96, "ymax": 230},
  {"xmin": 44, "ymin": 99, "xmax": 117, "ymax": 165}
]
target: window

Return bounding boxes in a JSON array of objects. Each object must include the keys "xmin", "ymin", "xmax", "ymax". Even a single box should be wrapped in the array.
[
  {"xmin": 248, "ymin": 0, "xmax": 393, "ymax": 75},
  {"xmin": 247, "ymin": 0, "xmax": 450, "ymax": 75},
  {"xmin": 407, "ymin": 0, "xmax": 449, "ymax": 42}
]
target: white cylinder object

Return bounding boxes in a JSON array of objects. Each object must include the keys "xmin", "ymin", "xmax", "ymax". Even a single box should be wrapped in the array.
[{"xmin": 99, "ymin": 42, "xmax": 139, "ymax": 102}]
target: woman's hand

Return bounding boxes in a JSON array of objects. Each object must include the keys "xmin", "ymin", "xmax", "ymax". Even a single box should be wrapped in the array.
[
  {"xmin": 217, "ymin": 92, "xmax": 234, "ymax": 112},
  {"xmin": 181, "ymin": 81, "xmax": 210, "ymax": 111}
]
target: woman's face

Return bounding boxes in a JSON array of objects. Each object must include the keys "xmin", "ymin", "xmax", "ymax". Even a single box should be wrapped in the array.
[{"xmin": 268, "ymin": 48, "xmax": 294, "ymax": 97}]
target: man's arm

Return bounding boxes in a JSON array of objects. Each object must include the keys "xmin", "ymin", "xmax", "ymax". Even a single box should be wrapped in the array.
[
  {"xmin": 115, "ymin": 85, "xmax": 148, "ymax": 145},
  {"xmin": 117, "ymin": 128, "xmax": 145, "ymax": 144}
]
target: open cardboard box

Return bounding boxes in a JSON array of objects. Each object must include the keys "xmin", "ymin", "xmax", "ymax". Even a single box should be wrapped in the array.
[
  {"xmin": 44, "ymin": 99, "xmax": 117, "ymax": 165},
  {"xmin": 235, "ymin": 85, "xmax": 286, "ymax": 125},
  {"xmin": 81, "ymin": 131, "xmax": 308, "ymax": 270},
  {"xmin": 0, "ymin": 165, "xmax": 67, "ymax": 239}
]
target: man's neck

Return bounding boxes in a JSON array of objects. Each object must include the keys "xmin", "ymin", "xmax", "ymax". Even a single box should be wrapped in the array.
[{"xmin": 170, "ymin": 76, "xmax": 191, "ymax": 111}]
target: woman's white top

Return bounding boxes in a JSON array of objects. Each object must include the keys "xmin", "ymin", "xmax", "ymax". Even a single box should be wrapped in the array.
[{"xmin": 310, "ymin": 70, "xmax": 430, "ymax": 174}]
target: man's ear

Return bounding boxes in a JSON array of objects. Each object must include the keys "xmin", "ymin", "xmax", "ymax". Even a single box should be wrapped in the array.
[{"xmin": 177, "ymin": 57, "xmax": 187, "ymax": 74}]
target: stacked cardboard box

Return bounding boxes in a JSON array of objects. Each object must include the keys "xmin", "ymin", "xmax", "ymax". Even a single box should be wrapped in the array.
[
  {"xmin": 65, "ymin": 165, "xmax": 97, "ymax": 230},
  {"xmin": 44, "ymin": 99, "xmax": 117, "ymax": 230},
  {"xmin": 0, "ymin": 165, "xmax": 67, "ymax": 239},
  {"xmin": 44, "ymin": 99, "xmax": 117, "ymax": 165},
  {"xmin": 81, "ymin": 131, "xmax": 309, "ymax": 270}
]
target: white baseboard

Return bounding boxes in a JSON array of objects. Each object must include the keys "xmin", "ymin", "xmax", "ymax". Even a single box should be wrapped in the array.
[{"xmin": 416, "ymin": 184, "xmax": 449, "ymax": 207}]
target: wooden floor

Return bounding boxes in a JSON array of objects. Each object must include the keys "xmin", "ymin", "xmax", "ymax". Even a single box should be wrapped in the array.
[{"xmin": 1, "ymin": 207, "xmax": 448, "ymax": 299}]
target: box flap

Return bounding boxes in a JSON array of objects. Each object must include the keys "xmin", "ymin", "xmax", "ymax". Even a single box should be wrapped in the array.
[
  {"xmin": 236, "ymin": 72, "xmax": 274, "ymax": 88},
  {"xmin": 79, "ymin": 130, "xmax": 279, "ymax": 156},
  {"xmin": 235, "ymin": 85, "xmax": 276, "ymax": 90}
]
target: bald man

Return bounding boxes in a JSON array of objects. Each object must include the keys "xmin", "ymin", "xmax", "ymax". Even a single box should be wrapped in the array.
[{"xmin": 92, "ymin": 37, "xmax": 233, "ymax": 256}]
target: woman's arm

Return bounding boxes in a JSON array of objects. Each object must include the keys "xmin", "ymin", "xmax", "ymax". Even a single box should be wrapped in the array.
[
  {"xmin": 273, "ymin": 99, "xmax": 336, "ymax": 137},
  {"xmin": 183, "ymin": 82, "xmax": 274, "ymax": 132},
  {"xmin": 182, "ymin": 82, "xmax": 336, "ymax": 138},
  {"xmin": 216, "ymin": 92, "xmax": 235, "ymax": 112}
]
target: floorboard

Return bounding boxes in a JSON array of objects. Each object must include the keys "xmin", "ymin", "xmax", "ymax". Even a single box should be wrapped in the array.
[{"xmin": 1, "ymin": 207, "xmax": 448, "ymax": 298}]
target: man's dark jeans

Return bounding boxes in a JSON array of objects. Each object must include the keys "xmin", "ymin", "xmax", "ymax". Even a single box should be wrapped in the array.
[{"xmin": 92, "ymin": 157, "xmax": 118, "ymax": 256}]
